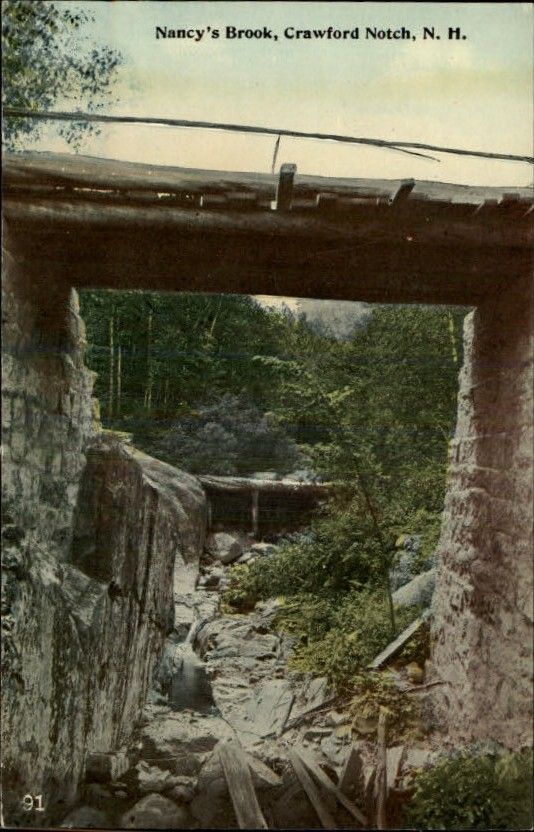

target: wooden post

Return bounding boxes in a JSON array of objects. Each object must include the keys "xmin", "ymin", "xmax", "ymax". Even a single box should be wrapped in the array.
[
  {"xmin": 252, "ymin": 489, "xmax": 259, "ymax": 537},
  {"xmin": 275, "ymin": 163, "xmax": 296, "ymax": 212},
  {"xmin": 376, "ymin": 707, "xmax": 388, "ymax": 830},
  {"xmin": 219, "ymin": 741, "xmax": 268, "ymax": 830}
]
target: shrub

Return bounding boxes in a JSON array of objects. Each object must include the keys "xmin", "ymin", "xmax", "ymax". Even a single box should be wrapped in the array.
[
  {"xmin": 403, "ymin": 747, "xmax": 534, "ymax": 830},
  {"xmin": 271, "ymin": 590, "xmax": 420, "ymax": 694},
  {"xmin": 349, "ymin": 672, "xmax": 422, "ymax": 742},
  {"xmin": 140, "ymin": 393, "xmax": 302, "ymax": 476}
]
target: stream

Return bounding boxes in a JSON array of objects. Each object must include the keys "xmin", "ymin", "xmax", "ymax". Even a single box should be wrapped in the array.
[{"xmin": 59, "ymin": 530, "xmax": 435, "ymax": 829}]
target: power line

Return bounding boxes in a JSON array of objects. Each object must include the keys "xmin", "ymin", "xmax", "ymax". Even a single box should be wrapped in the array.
[{"xmin": 5, "ymin": 107, "xmax": 533, "ymax": 164}]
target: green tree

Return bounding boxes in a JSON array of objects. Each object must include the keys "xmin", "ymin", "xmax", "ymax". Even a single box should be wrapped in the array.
[{"xmin": 2, "ymin": 0, "xmax": 122, "ymax": 148}]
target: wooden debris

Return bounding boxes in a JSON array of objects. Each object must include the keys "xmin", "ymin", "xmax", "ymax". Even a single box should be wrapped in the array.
[
  {"xmin": 376, "ymin": 708, "xmax": 388, "ymax": 830},
  {"xmin": 288, "ymin": 749, "xmax": 337, "ymax": 829},
  {"xmin": 295, "ymin": 746, "xmax": 367, "ymax": 826},
  {"xmin": 243, "ymin": 750, "xmax": 282, "ymax": 789},
  {"xmin": 218, "ymin": 741, "xmax": 268, "ymax": 829},
  {"xmin": 367, "ymin": 617, "xmax": 425, "ymax": 670}
]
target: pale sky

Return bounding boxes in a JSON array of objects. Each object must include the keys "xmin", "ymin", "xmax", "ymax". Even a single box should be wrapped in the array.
[{"xmin": 21, "ymin": 2, "xmax": 534, "ymax": 186}]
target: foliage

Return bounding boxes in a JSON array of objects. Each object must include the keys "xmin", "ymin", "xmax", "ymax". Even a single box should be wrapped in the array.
[
  {"xmin": 2, "ymin": 0, "xmax": 122, "ymax": 149},
  {"xmin": 81, "ymin": 291, "xmax": 466, "ymax": 696},
  {"xmin": 224, "ymin": 571, "xmax": 421, "ymax": 694},
  {"xmin": 143, "ymin": 393, "xmax": 302, "ymax": 476},
  {"xmin": 403, "ymin": 748, "xmax": 534, "ymax": 830},
  {"xmin": 349, "ymin": 672, "xmax": 422, "ymax": 742},
  {"xmin": 397, "ymin": 619, "xmax": 431, "ymax": 666},
  {"xmin": 273, "ymin": 593, "xmax": 420, "ymax": 693},
  {"xmin": 224, "ymin": 493, "xmax": 391, "ymax": 600}
]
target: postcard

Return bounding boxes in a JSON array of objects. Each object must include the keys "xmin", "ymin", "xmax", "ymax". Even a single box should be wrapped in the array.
[{"xmin": 2, "ymin": 2, "xmax": 533, "ymax": 829}]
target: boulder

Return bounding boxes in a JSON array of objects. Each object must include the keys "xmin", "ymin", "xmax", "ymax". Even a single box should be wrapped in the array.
[
  {"xmin": 60, "ymin": 806, "xmax": 113, "ymax": 828},
  {"xmin": 320, "ymin": 732, "xmax": 349, "ymax": 767},
  {"xmin": 167, "ymin": 782, "xmax": 195, "ymax": 803},
  {"xmin": 206, "ymin": 532, "xmax": 243, "ymax": 564},
  {"xmin": 392, "ymin": 569, "xmax": 435, "ymax": 608},
  {"xmin": 289, "ymin": 675, "xmax": 332, "ymax": 723},
  {"xmin": 136, "ymin": 761, "xmax": 178, "ymax": 793},
  {"xmin": 141, "ymin": 709, "xmax": 233, "ymax": 776},
  {"xmin": 249, "ymin": 542, "xmax": 276, "ymax": 558},
  {"xmin": 120, "ymin": 793, "xmax": 194, "ymax": 829}
]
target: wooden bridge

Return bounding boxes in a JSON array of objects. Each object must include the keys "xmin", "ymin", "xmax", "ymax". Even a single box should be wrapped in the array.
[{"xmin": 3, "ymin": 151, "xmax": 532, "ymax": 307}]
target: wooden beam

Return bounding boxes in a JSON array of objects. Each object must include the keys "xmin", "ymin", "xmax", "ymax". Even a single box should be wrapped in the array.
[
  {"xmin": 288, "ymin": 749, "xmax": 337, "ymax": 829},
  {"xmin": 367, "ymin": 617, "xmax": 426, "ymax": 670},
  {"xmin": 296, "ymin": 746, "xmax": 368, "ymax": 826},
  {"xmin": 219, "ymin": 741, "xmax": 268, "ymax": 830}
]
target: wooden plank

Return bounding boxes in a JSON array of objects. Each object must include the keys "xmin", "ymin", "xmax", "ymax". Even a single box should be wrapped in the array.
[
  {"xmin": 296, "ymin": 746, "xmax": 368, "ymax": 827},
  {"xmin": 218, "ymin": 741, "xmax": 268, "ymax": 830},
  {"xmin": 367, "ymin": 617, "xmax": 425, "ymax": 670},
  {"xmin": 376, "ymin": 708, "xmax": 388, "ymax": 830},
  {"xmin": 243, "ymin": 750, "xmax": 283, "ymax": 788},
  {"xmin": 288, "ymin": 749, "xmax": 337, "ymax": 829}
]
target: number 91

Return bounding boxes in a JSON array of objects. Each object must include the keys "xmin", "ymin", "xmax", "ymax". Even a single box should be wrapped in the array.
[{"xmin": 22, "ymin": 794, "xmax": 44, "ymax": 812}]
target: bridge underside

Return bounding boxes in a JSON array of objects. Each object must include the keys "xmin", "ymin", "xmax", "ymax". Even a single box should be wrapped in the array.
[
  {"xmin": 2, "ymin": 152, "xmax": 534, "ymax": 751},
  {"xmin": 4, "ymin": 152, "xmax": 532, "ymax": 306}
]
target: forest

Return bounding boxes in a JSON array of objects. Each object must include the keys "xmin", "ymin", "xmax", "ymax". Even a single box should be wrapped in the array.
[{"xmin": 81, "ymin": 290, "xmax": 465, "ymax": 691}]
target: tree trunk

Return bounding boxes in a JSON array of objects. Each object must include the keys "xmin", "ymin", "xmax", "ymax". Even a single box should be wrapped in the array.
[
  {"xmin": 108, "ymin": 312, "xmax": 114, "ymax": 420},
  {"xmin": 447, "ymin": 311, "xmax": 459, "ymax": 367},
  {"xmin": 144, "ymin": 309, "xmax": 153, "ymax": 412},
  {"xmin": 116, "ymin": 343, "xmax": 122, "ymax": 417}
]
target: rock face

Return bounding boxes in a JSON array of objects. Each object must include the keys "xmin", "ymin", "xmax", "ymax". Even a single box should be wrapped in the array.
[
  {"xmin": 1, "ymin": 430, "xmax": 206, "ymax": 824},
  {"xmin": 2, "ymin": 244, "xmax": 95, "ymax": 556},
  {"xmin": 432, "ymin": 275, "xmax": 534, "ymax": 749}
]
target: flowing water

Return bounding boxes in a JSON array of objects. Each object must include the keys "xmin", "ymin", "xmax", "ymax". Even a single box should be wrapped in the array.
[{"xmin": 168, "ymin": 618, "xmax": 215, "ymax": 712}]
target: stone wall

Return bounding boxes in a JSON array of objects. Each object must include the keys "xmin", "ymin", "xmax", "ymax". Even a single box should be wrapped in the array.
[
  {"xmin": 431, "ymin": 273, "xmax": 533, "ymax": 749},
  {"xmin": 1, "ymin": 237, "xmax": 207, "ymax": 823},
  {"xmin": 2, "ymin": 236, "xmax": 95, "ymax": 556},
  {"xmin": 1, "ymin": 436, "xmax": 206, "ymax": 824}
]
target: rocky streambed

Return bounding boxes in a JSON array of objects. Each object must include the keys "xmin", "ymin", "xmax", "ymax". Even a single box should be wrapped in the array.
[{"xmin": 60, "ymin": 530, "xmax": 437, "ymax": 829}]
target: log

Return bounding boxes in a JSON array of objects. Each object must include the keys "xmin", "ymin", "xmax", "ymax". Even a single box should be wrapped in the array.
[
  {"xmin": 288, "ymin": 749, "xmax": 337, "ymax": 829},
  {"xmin": 295, "ymin": 746, "xmax": 367, "ymax": 826},
  {"xmin": 218, "ymin": 741, "xmax": 268, "ymax": 829}
]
